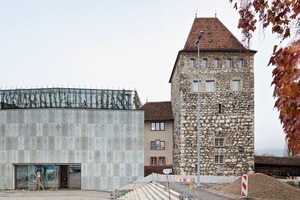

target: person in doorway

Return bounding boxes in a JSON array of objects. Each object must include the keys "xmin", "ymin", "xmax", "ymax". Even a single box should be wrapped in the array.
[{"xmin": 34, "ymin": 169, "xmax": 42, "ymax": 190}]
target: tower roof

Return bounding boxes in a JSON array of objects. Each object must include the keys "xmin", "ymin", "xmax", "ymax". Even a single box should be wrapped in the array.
[
  {"xmin": 169, "ymin": 17, "xmax": 257, "ymax": 83},
  {"xmin": 183, "ymin": 17, "xmax": 251, "ymax": 52}
]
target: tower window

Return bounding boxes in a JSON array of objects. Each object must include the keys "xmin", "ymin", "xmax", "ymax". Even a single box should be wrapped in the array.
[
  {"xmin": 192, "ymin": 81, "xmax": 200, "ymax": 92},
  {"xmin": 218, "ymin": 104, "xmax": 223, "ymax": 113},
  {"xmin": 226, "ymin": 58, "xmax": 233, "ymax": 68},
  {"xmin": 239, "ymin": 58, "xmax": 245, "ymax": 68},
  {"xmin": 214, "ymin": 58, "xmax": 220, "ymax": 68},
  {"xmin": 202, "ymin": 58, "xmax": 208, "ymax": 69},
  {"xmin": 189, "ymin": 58, "xmax": 195, "ymax": 68},
  {"xmin": 205, "ymin": 80, "xmax": 215, "ymax": 92},
  {"xmin": 215, "ymin": 155, "xmax": 224, "ymax": 164},
  {"xmin": 215, "ymin": 138, "xmax": 225, "ymax": 147},
  {"xmin": 231, "ymin": 80, "xmax": 241, "ymax": 91}
]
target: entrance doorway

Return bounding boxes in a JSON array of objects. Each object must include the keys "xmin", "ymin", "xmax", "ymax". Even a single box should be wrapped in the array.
[
  {"xmin": 60, "ymin": 165, "xmax": 69, "ymax": 188},
  {"xmin": 15, "ymin": 164, "xmax": 81, "ymax": 190}
]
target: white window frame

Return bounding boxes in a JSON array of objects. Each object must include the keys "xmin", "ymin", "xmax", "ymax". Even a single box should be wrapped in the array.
[
  {"xmin": 192, "ymin": 81, "xmax": 200, "ymax": 92},
  {"xmin": 231, "ymin": 80, "xmax": 241, "ymax": 91},
  {"xmin": 151, "ymin": 122, "xmax": 165, "ymax": 131},
  {"xmin": 205, "ymin": 80, "xmax": 215, "ymax": 92}
]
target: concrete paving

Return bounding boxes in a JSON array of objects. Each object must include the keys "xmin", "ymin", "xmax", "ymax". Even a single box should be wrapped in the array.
[
  {"xmin": 0, "ymin": 190, "xmax": 111, "ymax": 200},
  {"xmin": 163, "ymin": 182, "xmax": 234, "ymax": 200}
]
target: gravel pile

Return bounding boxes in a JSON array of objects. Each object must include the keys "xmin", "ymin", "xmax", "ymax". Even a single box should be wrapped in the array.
[{"xmin": 220, "ymin": 173, "xmax": 300, "ymax": 200}]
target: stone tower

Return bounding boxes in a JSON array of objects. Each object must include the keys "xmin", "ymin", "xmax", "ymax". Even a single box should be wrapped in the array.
[{"xmin": 169, "ymin": 18, "xmax": 256, "ymax": 176}]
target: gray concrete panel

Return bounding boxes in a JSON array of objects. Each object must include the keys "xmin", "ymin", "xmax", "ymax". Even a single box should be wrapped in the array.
[{"xmin": 0, "ymin": 109, "xmax": 144, "ymax": 191}]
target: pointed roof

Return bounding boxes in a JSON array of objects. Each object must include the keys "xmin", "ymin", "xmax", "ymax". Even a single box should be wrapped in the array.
[
  {"xmin": 169, "ymin": 17, "xmax": 256, "ymax": 83},
  {"xmin": 183, "ymin": 17, "xmax": 251, "ymax": 52},
  {"xmin": 141, "ymin": 101, "xmax": 173, "ymax": 121}
]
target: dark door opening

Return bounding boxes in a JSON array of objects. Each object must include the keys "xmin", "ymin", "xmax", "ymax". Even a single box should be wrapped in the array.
[{"xmin": 60, "ymin": 165, "xmax": 69, "ymax": 188}]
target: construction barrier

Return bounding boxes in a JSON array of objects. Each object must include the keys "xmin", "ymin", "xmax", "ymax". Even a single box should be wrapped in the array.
[
  {"xmin": 241, "ymin": 174, "xmax": 248, "ymax": 197},
  {"xmin": 152, "ymin": 173, "xmax": 194, "ymax": 184}
]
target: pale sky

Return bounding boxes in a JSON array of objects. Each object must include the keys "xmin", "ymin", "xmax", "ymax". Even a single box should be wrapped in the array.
[{"xmin": 0, "ymin": 0, "xmax": 286, "ymax": 155}]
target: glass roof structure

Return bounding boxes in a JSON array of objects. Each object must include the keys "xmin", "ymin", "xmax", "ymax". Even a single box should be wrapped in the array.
[{"xmin": 0, "ymin": 88, "xmax": 141, "ymax": 110}]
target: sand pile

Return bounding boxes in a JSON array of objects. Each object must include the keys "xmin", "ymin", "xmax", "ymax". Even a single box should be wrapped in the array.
[{"xmin": 221, "ymin": 173, "xmax": 300, "ymax": 200}]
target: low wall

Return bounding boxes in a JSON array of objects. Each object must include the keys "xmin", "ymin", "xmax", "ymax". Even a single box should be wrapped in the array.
[{"xmin": 138, "ymin": 173, "xmax": 239, "ymax": 184}]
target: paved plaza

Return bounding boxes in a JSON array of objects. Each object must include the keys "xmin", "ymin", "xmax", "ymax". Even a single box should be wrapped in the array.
[{"xmin": 0, "ymin": 190, "xmax": 111, "ymax": 200}]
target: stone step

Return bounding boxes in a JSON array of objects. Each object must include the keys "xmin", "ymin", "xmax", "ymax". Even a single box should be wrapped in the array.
[
  {"xmin": 143, "ymin": 184, "xmax": 165, "ymax": 200},
  {"xmin": 141, "ymin": 185, "xmax": 157, "ymax": 200},
  {"xmin": 149, "ymin": 182, "xmax": 181, "ymax": 200},
  {"xmin": 117, "ymin": 182, "xmax": 182, "ymax": 200},
  {"xmin": 133, "ymin": 188, "xmax": 140, "ymax": 200},
  {"xmin": 136, "ymin": 187, "xmax": 151, "ymax": 200},
  {"xmin": 148, "ymin": 183, "xmax": 172, "ymax": 199}
]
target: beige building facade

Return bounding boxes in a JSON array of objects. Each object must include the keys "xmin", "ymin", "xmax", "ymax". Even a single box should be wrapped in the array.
[{"xmin": 141, "ymin": 102, "xmax": 173, "ymax": 175}]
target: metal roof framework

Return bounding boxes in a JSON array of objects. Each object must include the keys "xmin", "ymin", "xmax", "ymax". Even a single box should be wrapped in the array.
[{"xmin": 0, "ymin": 88, "xmax": 141, "ymax": 110}]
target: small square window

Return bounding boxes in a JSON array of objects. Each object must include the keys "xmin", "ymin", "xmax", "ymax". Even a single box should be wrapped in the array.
[
  {"xmin": 202, "ymin": 58, "xmax": 208, "ymax": 69},
  {"xmin": 215, "ymin": 155, "xmax": 224, "ymax": 164},
  {"xmin": 205, "ymin": 80, "xmax": 215, "ymax": 92},
  {"xmin": 215, "ymin": 138, "xmax": 225, "ymax": 147},
  {"xmin": 193, "ymin": 81, "xmax": 200, "ymax": 92},
  {"xmin": 214, "ymin": 58, "xmax": 220, "ymax": 68},
  {"xmin": 231, "ymin": 80, "xmax": 241, "ymax": 91},
  {"xmin": 189, "ymin": 58, "xmax": 195, "ymax": 68},
  {"xmin": 226, "ymin": 58, "xmax": 233, "ymax": 68}
]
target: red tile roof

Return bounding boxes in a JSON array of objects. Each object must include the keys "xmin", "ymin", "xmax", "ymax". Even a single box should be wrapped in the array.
[
  {"xmin": 183, "ymin": 17, "xmax": 252, "ymax": 52},
  {"xmin": 255, "ymin": 156, "xmax": 300, "ymax": 166},
  {"xmin": 169, "ymin": 17, "xmax": 257, "ymax": 83},
  {"xmin": 141, "ymin": 101, "xmax": 173, "ymax": 121}
]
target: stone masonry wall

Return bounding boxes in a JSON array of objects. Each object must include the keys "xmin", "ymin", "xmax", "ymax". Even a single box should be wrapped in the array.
[{"xmin": 171, "ymin": 51, "xmax": 255, "ymax": 176}]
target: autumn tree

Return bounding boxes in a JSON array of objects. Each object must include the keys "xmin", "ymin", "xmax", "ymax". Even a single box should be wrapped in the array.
[{"xmin": 229, "ymin": 0, "xmax": 300, "ymax": 155}]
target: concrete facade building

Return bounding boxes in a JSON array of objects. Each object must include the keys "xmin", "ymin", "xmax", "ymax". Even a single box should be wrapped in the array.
[
  {"xmin": 169, "ymin": 18, "xmax": 256, "ymax": 176},
  {"xmin": 0, "ymin": 88, "xmax": 144, "ymax": 191},
  {"xmin": 141, "ymin": 102, "xmax": 173, "ymax": 176}
]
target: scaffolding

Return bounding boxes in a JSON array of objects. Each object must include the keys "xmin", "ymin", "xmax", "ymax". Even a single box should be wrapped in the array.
[{"xmin": 27, "ymin": 165, "xmax": 35, "ymax": 190}]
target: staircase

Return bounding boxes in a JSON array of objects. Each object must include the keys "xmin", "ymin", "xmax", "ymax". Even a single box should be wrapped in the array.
[{"xmin": 117, "ymin": 182, "xmax": 181, "ymax": 200}]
